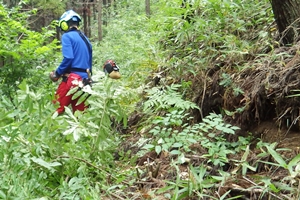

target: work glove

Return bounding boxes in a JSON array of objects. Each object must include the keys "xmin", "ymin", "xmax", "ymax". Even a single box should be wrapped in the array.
[{"xmin": 49, "ymin": 70, "xmax": 59, "ymax": 82}]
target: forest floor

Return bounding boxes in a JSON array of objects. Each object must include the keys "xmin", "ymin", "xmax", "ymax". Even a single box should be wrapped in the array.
[{"xmin": 116, "ymin": 121, "xmax": 300, "ymax": 200}]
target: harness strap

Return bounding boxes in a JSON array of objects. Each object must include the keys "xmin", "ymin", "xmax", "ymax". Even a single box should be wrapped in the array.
[{"xmin": 70, "ymin": 67, "xmax": 88, "ymax": 73}]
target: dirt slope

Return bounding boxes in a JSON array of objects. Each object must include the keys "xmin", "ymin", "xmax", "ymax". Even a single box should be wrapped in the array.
[
  {"xmin": 117, "ymin": 42, "xmax": 300, "ymax": 199},
  {"xmin": 190, "ymin": 42, "xmax": 300, "ymax": 148}
]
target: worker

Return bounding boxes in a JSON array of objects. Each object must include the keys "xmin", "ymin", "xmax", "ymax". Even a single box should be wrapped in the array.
[{"xmin": 49, "ymin": 10, "xmax": 92, "ymax": 114}]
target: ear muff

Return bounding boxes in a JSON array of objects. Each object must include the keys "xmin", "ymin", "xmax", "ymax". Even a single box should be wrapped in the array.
[{"xmin": 60, "ymin": 21, "xmax": 69, "ymax": 31}]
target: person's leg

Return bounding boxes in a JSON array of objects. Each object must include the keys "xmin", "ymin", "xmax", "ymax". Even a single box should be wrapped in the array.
[
  {"xmin": 64, "ymin": 73, "xmax": 88, "ymax": 113},
  {"xmin": 54, "ymin": 81, "xmax": 72, "ymax": 114}
]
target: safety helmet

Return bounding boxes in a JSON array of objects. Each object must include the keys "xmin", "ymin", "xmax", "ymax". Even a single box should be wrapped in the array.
[{"xmin": 58, "ymin": 10, "xmax": 81, "ymax": 31}]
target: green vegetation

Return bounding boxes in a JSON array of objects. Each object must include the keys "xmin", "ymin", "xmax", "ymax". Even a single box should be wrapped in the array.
[
  {"xmin": 0, "ymin": 0, "xmax": 299, "ymax": 199},
  {"xmin": 0, "ymin": 4, "xmax": 58, "ymax": 98}
]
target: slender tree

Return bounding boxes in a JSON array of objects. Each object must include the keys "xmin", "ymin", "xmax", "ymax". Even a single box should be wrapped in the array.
[
  {"xmin": 97, "ymin": 0, "xmax": 103, "ymax": 41},
  {"xmin": 145, "ymin": 0, "xmax": 150, "ymax": 18}
]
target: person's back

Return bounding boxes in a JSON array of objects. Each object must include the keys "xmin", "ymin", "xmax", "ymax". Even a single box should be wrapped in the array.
[{"xmin": 59, "ymin": 29, "xmax": 92, "ymax": 79}]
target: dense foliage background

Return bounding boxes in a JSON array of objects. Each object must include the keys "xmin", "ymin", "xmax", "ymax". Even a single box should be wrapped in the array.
[{"xmin": 1, "ymin": 0, "xmax": 300, "ymax": 199}]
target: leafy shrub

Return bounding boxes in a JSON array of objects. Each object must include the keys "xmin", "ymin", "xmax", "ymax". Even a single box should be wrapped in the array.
[
  {"xmin": 149, "ymin": 0, "xmax": 273, "ymax": 78},
  {"xmin": 0, "ymin": 72, "xmax": 132, "ymax": 198},
  {"xmin": 0, "ymin": 4, "xmax": 58, "ymax": 98}
]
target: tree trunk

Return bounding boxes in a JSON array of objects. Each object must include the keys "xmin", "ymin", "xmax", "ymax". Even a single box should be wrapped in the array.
[
  {"xmin": 88, "ymin": 2, "xmax": 91, "ymax": 38},
  {"xmin": 83, "ymin": 3, "xmax": 88, "ymax": 36},
  {"xmin": 145, "ymin": 0, "xmax": 150, "ymax": 18},
  {"xmin": 271, "ymin": 0, "xmax": 300, "ymax": 45},
  {"xmin": 97, "ymin": 0, "xmax": 103, "ymax": 41}
]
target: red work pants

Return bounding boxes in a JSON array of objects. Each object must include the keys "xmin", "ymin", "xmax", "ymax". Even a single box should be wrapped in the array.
[{"xmin": 54, "ymin": 73, "xmax": 87, "ymax": 114}]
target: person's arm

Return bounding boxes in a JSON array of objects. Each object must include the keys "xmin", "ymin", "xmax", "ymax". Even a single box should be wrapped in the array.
[
  {"xmin": 56, "ymin": 57, "xmax": 72, "ymax": 76},
  {"xmin": 49, "ymin": 57, "xmax": 72, "ymax": 82},
  {"xmin": 56, "ymin": 34, "xmax": 74, "ymax": 76}
]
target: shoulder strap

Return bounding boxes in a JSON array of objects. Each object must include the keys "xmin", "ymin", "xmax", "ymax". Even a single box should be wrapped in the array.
[
  {"xmin": 76, "ymin": 30, "xmax": 93, "ymax": 75},
  {"xmin": 77, "ymin": 30, "xmax": 92, "ymax": 54}
]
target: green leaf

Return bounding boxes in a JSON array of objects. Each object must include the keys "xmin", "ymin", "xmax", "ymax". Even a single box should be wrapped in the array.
[
  {"xmin": 208, "ymin": 133, "xmax": 215, "ymax": 138},
  {"xmin": 177, "ymin": 153, "xmax": 186, "ymax": 164},
  {"xmin": 265, "ymin": 145, "xmax": 287, "ymax": 168},
  {"xmin": 162, "ymin": 143, "xmax": 169, "ymax": 151},
  {"xmin": 288, "ymin": 153, "xmax": 300, "ymax": 167},
  {"xmin": 157, "ymin": 185, "xmax": 176, "ymax": 194},
  {"xmin": 73, "ymin": 128, "xmax": 80, "ymax": 141},
  {"xmin": 172, "ymin": 142, "xmax": 183, "ymax": 148},
  {"xmin": 157, "ymin": 138, "xmax": 164, "ymax": 144},
  {"xmin": 170, "ymin": 150, "xmax": 181, "ymax": 155},
  {"xmin": 186, "ymin": 138, "xmax": 197, "ymax": 143},
  {"xmin": 268, "ymin": 183, "xmax": 280, "ymax": 193},
  {"xmin": 31, "ymin": 157, "xmax": 61, "ymax": 172},
  {"xmin": 287, "ymin": 153, "xmax": 300, "ymax": 175},
  {"xmin": 63, "ymin": 126, "xmax": 77, "ymax": 136},
  {"xmin": 143, "ymin": 144, "xmax": 155, "ymax": 150},
  {"xmin": 67, "ymin": 87, "xmax": 79, "ymax": 96},
  {"xmin": 76, "ymin": 92, "xmax": 90, "ymax": 106},
  {"xmin": 0, "ymin": 190, "xmax": 6, "ymax": 199},
  {"xmin": 71, "ymin": 90, "xmax": 84, "ymax": 100},
  {"xmin": 155, "ymin": 145, "xmax": 162, "ymax": 154}
]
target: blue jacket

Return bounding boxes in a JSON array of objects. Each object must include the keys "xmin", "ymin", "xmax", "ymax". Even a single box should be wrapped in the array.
[{"xmin": 56, "ymin": 28, "xmax": 92, "ymax": 79}]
